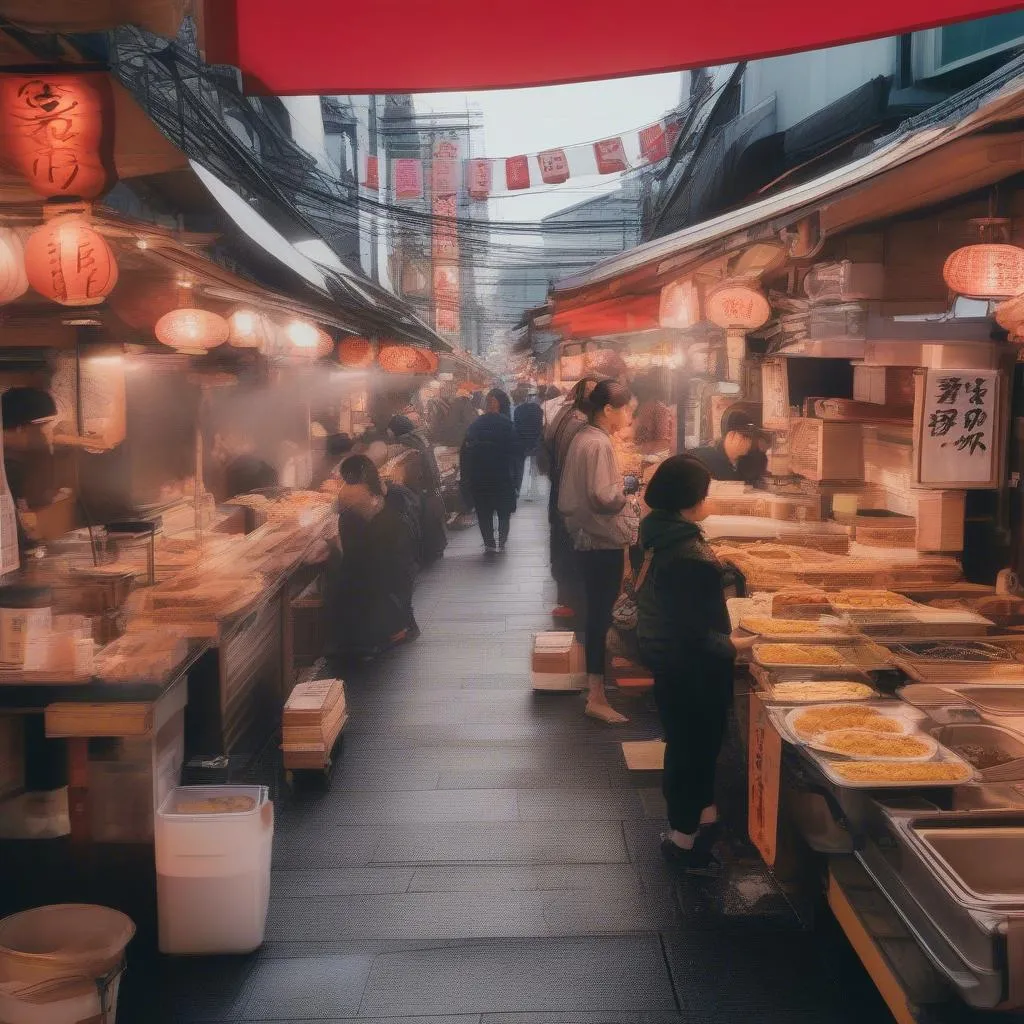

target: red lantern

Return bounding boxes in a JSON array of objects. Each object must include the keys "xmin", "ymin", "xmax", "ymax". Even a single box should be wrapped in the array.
[
  {"xmin": 155, "ymin": 308, "xmax": 229, "ymax": 353},
  {"xmin": 0, "ymin": 73, "xmax": 116, "ymax": 200},
  {"xmin": 378, "ymin": 344, "xmax": 433, "ymax": 374},
  {"xmin": 337, "ymin": 336, "xmax": 375, "ymax": 367},
  {"xmin": 537, "ymin": 148, "xmax": 570, "ymax": 185},
  {"xmin": 505, "ymin": 155, "xmax": 530, "ymax": 191},
  {"xmin": 285, "ymin": 320, "xmax": 333, "ymax": 357},
  {"xmin": 593, "ymin": 137, "xmax": 628, "ymax": 175},
  {"xmin": 0, "ymin": 227, "xmax": 28, "ymax": 305},
  {"xmin": 24, "ymin": 215, "xmax": 118, "ymax": 306}
]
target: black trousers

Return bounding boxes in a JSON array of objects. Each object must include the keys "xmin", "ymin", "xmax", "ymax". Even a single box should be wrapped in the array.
[
  {"xmin": 652, "ymin": 666, "xmax": 732, "ymax": 834},
  {"xmin": 474, "ymin": 494, "xmax": 511, "ymax": 549},
  {"xmin": 577, "ymin": 548, "xmax": 624, "ymax": 676}
]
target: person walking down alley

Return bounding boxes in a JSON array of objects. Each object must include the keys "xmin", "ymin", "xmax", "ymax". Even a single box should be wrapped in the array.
[
  {"xmin": 636, "ymin": 455, "xmax": 756, "ymax": 871},
  {"xmin": 513, "ymin": 390, "xmax": 544, "ymax": 500},
  {"xmin": 558, "ymin": 379, "xmax": 638, "ymax": 725},
  {"xmin": 387, "ymin": 414, "xmax": 449, "ymax": 564},
  {"xmin": 460, "ymin": 388, "xmax": 522, "ymax": 554}
]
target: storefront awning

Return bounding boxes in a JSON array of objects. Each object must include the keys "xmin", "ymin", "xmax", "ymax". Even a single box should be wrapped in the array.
[{"xmin": 204, "ymin": 0, "xmax": 1024, "ymax": 94}]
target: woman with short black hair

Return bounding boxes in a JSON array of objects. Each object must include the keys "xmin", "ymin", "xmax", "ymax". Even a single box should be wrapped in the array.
[{"xmin": 637, "ymin": 455, "xmax": 755, "ymax": 870}]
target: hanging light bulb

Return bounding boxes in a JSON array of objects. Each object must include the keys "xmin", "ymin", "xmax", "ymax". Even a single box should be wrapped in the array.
[{"xmin": 228, "ymin": 308, "xmax": 270, "ymax": 349}]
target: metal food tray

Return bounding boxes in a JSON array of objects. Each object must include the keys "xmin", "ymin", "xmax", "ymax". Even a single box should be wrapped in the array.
[
  {"xmin": 851, "ymin": 610, "xmax": 994, "ymax": 640},
  {"xmin": 739, "ymin": 616, "xmax": 854, "ymax": 643},
  {"xmin": 753, "ymin": 639, "xmax": 893, "ymax": 673},
  {"xmin": 895, "ymin": 660, "xmax": 1024, "ymax": 684},
  {"xmin": 887, "ymin": 640, "xmax": 1024, "ymax": 664}
]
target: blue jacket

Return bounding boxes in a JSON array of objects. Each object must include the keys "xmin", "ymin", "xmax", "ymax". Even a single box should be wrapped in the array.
[{"xmin": 460, "ymin": 412, "xmax": 522, "ymax": 505}]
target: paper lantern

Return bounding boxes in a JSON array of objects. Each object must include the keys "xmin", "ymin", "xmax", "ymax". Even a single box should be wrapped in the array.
[
  {"xmin": 337, "ymin": 336, "xmax": 375, "ymax": 367},
  {"xmin": 285, "ymin": 320, "xmax": 333, "ymax": 358},
  {"xmin": 943, "ymin": 244, "xmax": 1024, "ymax": 299},
  {"xmin": 24, "ymin": 215, "xmax": 118, "ymax": 306},
  {"xmin": 155, "ymin": 308, "xmax": 229, "ymax": 353},
  {"xmin": 377, "ymin": 344, "xmax": 433, "ymax": 374},
  {"xmin": 0, "ymin": 227, "xmax": 28, "ymax": 305},
  {"xmin": 705, "ymin": 282, "xmax": 771, "ymax": 330},
  {"xmin": 537, "ymin": 148, "xmax": 569, "ymax": 185},
  {"xmin": 0, "ymin": 73, "xmax": 116, "ymax": 200},
  {"xmin": 228, "ymin": 308, "xmax": 272, "ymax": 349}
]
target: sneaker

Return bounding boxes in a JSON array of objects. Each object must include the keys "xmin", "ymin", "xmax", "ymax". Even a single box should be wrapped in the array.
[
  {"xmin": 659, "ymin": 834, "xmax": 720, "ymax": 875},
  {"xmin": 484, "ymin": 545, "xmax": 497, "ymax": 555}
]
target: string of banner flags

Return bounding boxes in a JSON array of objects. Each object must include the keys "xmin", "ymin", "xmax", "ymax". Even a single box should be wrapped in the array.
[{"xmin": 360, "ymin": 112, "xmax": 686, "ymax": 200}]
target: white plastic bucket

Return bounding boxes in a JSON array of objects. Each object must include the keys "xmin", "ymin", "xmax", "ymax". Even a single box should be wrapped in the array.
[{"xmin": 0, "ymin": 903, "xmax": 135, "ymax": 1023}]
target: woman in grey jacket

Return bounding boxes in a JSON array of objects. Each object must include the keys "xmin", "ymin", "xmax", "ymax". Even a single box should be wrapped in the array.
[{"xmin": 558, "ymin": 379, "xmax": 638, "ymax": 725}]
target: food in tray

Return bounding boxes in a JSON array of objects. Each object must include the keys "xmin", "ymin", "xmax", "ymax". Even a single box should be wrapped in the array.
[
  {"xmin": 771, "ymin": 590, "xmax": 831, "ymax": 615},
  {"xmin": 770, "ymin": 681, "xmax": 874, "ymax": 703},
  {"xmin": 811, "ymin": 728, "xmax": 935, "ymax": 760},
  {"xmin": 756, "ymin": 643, "xmax": 845, "ymax": 666},
  {"xmin": 792, "ymin": 704, "xmax": 905, "ymax": 739},
  {"xmin": 831, "ymin": 590, "xmax": 916, "ymax": 610},
  {"xmin": 831, "ymin": 761, "xmax": 972, "ymax": 784},
  {"xmin": 741, "ymin": 617, "xmax": 839, "ymax": 637},
  {"xmin": 889, "ymin": 641, "xmax": 1018, "ymax": 663},
  {"xmin": 175, "ymin": 796, "xmax": 256, "ymax": 814},
  {"xmin": 949, "ymin": 743, "xmax": 1015, "ymax": 770}
]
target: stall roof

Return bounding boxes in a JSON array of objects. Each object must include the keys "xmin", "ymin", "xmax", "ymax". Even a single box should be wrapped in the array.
[{"xmin": 552, "ymin": 56, "xmax": 1024, "ymax": 303}]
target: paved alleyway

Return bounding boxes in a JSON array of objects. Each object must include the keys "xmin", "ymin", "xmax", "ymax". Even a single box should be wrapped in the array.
[{"xmin": 124, "ymin": 497, "xmax": 891, "ymax": 1024}]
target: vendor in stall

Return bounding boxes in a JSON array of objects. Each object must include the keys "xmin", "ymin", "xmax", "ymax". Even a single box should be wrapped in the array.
[
  {"xmin": 689, "ymin": 410, "xmax": 765, "ymax": 486},
  {"xmin": 2, "ymin": 386, "xmax": 60, "ymax": 560}
]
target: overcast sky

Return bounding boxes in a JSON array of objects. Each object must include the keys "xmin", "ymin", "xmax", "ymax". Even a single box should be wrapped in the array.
[{"xmin": 415, "ymin": 71, "xmax": 684, "ymax": 223}]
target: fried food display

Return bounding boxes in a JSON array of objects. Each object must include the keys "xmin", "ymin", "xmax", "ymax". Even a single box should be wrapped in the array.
[
  {"xmin": 771, "ymin": 681, "xmax": 874, "ymax": 703},
  {"xmin": 831, "ymin": 762, "xmax": 971, "ymax": 784},
  {"xmin": 831, "ymin": 590, "xmax": 916, "ymax": 610},
  {"xmin": 741, "ymin": 618, "xmax": 835, "ymax": 637},
  {"xmin": 813, "ymin": 729, "xmax": 934, "ymax": 759},
  {"xmin": 756, "ymin": 643, "xmax": 845, "ymax": 666},
  {"xmin": 792, "ymin": 704, "xmax": 904, "ymax": 739}
]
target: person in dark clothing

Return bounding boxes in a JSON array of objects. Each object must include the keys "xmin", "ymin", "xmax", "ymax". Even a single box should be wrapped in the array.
[
  {"xmin": 387, "ymin": 414, "xmax": 448, "ymax": 563},
  {"xmin": 637, "ymin": 455, "xmax": 755, "ymax": 871},
  {"xmin": 513, "ymin": 394, "xmax": 544, "ymax": 500},
  {"xmin": 224, "ymin": 455, "xmax": 278, "ymax": 498},
  {"xmin": 324, "ymin": 454, "xmax": 419, "ymax": 660},
  {"xmin": 460, "ymin": 388, "xmax": 522, "ymax": 554},
  {"xmin": 689, "ymin": 410, "xmax": 763, "ymax": 484}
]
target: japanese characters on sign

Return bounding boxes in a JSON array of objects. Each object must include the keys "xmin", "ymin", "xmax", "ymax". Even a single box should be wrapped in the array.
[
  {"xmin": 393, "ymin": 158, "xmax": 423, "ymax": 200},
  {"xmin": 537, "ymin": 148, "xmax": 570, "ymax": 184},
  {"xmin": 505, "ymin": 154, "xmax": 531, "ymax": 191},
  {"xmin": 918, "ymin": 368, "xmax": 999, "ymax": 486},
  {"xmin": 465, "ymin": 158, "xmax": 492, "ymax": 201},
  {"xmin": 593, "ymin": 137, "xmax": 628, "ymax": 174},
  {"xmin": 432, "ymin": 139, "xmax": 461, "ymax": 339}
]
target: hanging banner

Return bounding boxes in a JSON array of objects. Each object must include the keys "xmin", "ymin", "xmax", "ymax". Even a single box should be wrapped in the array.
[
  {"xmin": 362, "ymin": 154, "xmax": 379, "ymax": 192},
  {"xmin": 432, "ymin": 138, "xmax": 461, "ymax": 340},
  {"xmin": 505, "ymin": 154, "xmax": 531, "ymax": 191},
  {"xmin": 537, "ymin": 148, "xmax": 570, "ymax": 185},
  {"xmin": 466, "ymin": 158, "xmax": 492, "ymax": 201},
  {"xmin": 639, "ymin": 123, "xmax": 668, "ymax": 164},
  {"xmin": 432, "ymin": 139, "xmax": 460, "ymax": 195},
  {"xmin": 394, "ymin": 158, "xmax": 423, "ymax": 200},
  {"xmin": 593, "ymin": 137, "xmax": 628, "ymax": 175}
]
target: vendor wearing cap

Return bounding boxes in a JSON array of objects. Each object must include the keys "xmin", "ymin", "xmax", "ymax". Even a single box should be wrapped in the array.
[
  {"xmin": 2, "ymin": 387, "xmax": 60, "ymax": 560},
  {"xmin": 689, "ymin": 410, "xmax": 765, "ymax": 486}
]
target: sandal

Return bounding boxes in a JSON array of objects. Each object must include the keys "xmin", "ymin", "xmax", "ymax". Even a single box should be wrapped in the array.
[{"xmin": 584, "ymin": 702, "xmax": 629, "ymax": 725}]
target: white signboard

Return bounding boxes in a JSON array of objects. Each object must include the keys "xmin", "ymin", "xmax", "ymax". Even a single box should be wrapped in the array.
[{"xmin": 917, "ymin": 369, "xmax": 999, "ymax": 487}]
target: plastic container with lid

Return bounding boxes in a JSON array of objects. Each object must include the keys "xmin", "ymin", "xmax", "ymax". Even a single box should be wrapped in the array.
[
  {"xmin": 156, "ymin": 785, "xmax": 273, "ymax": 955},
  {"xmin": 0, "ymin": 585, "xmax": 52, "ymax": 668}
]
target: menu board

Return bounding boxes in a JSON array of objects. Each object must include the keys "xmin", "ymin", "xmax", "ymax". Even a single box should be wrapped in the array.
[{"xmin": 916, "ymin": 369, "xmax": 999, "ymax": 488}]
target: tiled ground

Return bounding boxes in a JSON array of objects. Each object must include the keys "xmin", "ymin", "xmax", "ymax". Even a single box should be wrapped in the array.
[{"xmin": 119, "ymin": 496, "xmax": 893, "ymax": 1024}]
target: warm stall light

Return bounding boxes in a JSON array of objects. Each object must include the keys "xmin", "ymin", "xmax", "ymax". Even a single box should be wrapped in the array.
[
  {"xmin": 25, "ymin": 214, "xmax": 118, "ymax": 306},
  {"xmin": 154, "ymin": 308, "xmax": 229, "ymax": 353},
  {"xmin": 0, "ymin": 73, "xmax": 116, "ymax": 200},
  {"xmin": 943, "ymin": 244, "xmax": 1024, "ymax": 299},
  {"xmin": 337, "ymin": 336, "xmax": 375, "ymax": 367},
  {"xmin": 285, "ymin": 319, "xmax": 333, "ymax": 357},
  {"xmin": 659, "ymin": 277, "xmax": 699, "ymax": 329},
  {"xmin": 0, "ymin": 226, "xmax": 28, "ymax": 305},
  {"xmin": 228, "ymin": 308, "xmax": 271, "ymax": 350}
]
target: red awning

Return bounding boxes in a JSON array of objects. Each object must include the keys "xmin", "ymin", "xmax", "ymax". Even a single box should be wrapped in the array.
[{"xmin": 205, "ymin": 0, "xmax": 1024, "ymax": 94}]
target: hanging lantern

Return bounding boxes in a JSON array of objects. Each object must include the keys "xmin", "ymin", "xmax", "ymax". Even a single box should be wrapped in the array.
[
  {"xmin": 0, "ymin": 227, "xmax": 28, "ymax": 305},
  {"xmin": 377, "ymin": 343, "xmax": 433, "ymax": 374},
  {"xmin": 944, "ymin": 244, "xmax": 1024, "ymax": 299},
  {"xmin": 24, "ymin": 214, "xmax": 118, "ymax": 306},
  {"xmin": 337, "ymin": 336, "xmax": 375, "ymax": 367},
  {"xmin": 0, "ymin": 73, "xmax": 116, "ymax": 200},
  {"xmin": 285, "ymin": 320, "xmax": 333, "ymax": 358},
  {"xmin": 155, "ymin": 308, "xmax": 229, "ymax": 354},
  {"xmin": 228, "ymin": 308, "xmax": 272, "ymax": 349},
  {"xmin": 705, "ymin": 282, "xmax": 771, "ymax": 330}
]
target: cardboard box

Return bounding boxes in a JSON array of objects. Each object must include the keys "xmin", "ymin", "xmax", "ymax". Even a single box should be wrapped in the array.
[{"xmin": 788, "ymin": 418, "xmax": 863, "ymax": 482}]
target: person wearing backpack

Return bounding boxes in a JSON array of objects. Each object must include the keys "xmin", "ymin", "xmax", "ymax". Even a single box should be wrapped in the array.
[{"xmin": 636, "ymin": 455, "xmax": 755, "ymax": 871}]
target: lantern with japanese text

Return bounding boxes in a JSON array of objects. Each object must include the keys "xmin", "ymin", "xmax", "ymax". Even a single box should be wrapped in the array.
[
  {"xmin": 705, "ymin": 282, "xmax": 771, "ymax": 331},
  {"xmin": 24, "ymin": 214, "xmax": 118, "ymax": 306},
  {"xmin": 0, "ymin": 72, "xmax": 116, "ymax": 200},
  {"xmin": 337, "ymin": 336, "xmax": 375, "ymax": 367},
  {"xmin": 228, "ymin": 308, "xmax": 272, "ymax": 349},
  {"xmin": 286, "ymin": 320, "xmax": 333, "ymax": 358},
  {"xmin": 155, "ymin": 308, "xmax": 229, "ymax": 353},
  {"xmin": 0, "ymin": 227, "xmax": 28, "ymax": 305},
  {"xmin": 943, "ymin": 244, "xmax": 1024, "ymax": 299}
]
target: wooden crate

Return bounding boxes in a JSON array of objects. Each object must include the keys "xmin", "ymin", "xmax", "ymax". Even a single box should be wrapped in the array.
[
  {"xmin": 788, "ymin": 418, "xmax": 863, "ymax": 482},
  {"xmin": 853, "ymin": 365, "xmax": 916, "ymax": 406}
]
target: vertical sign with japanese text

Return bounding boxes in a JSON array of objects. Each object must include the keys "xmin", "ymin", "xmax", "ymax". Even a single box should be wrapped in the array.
[
  {"xmin": 918, "ymin": 368, "xmax": 999, "ymax": 487},
  {"xmin": 748, "ymin": 692, "xmax": 782, "ymax": 867},
  {"xmin": 432, "ymin": 138, "xmax": 460, "ymax": 341}
]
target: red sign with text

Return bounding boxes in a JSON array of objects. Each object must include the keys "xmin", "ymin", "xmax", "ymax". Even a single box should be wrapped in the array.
[
  {"xmin": 593, "ymin": 137, "xmax": 628, "ymax": 174},
  {"xmin": 505, "ymin": 154, "xmax": 531, "ymax": 191},
  {"xmin": 537, "ymin": 148, "xmax": 570, "ymax": 184}
]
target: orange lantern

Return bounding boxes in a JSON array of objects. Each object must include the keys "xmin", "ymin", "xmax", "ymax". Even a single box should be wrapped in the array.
[
  {"xmin": 943, "ymin": 244, "xmax": 1024, "ymax": 299},
  {"xmin": 0, "ymin": 227, "xmax": 28, "ymax": 305},
  {"xmin": 337, "ymin": 336, "xmax": 375, "ymax": 367},
  {"xmin": 155, "ymin": 308, "xmax": 229, "ymax": 353},
  {"xmin": 377, "ymin": 343, "xmax": 433, "ymax": 374},
  {"xmin": 0, "ymin": 73, "xmax": 116, "ymax": 200},
  {"xmin": 228, "ymin": 308, "xmax": 272, "ymax": 349},
  {"xmin": 285, "ymin": 320, "xmax": 333, "ymax": 358},
  {"xmin": 705, "ymin": 282, "xmax": 771, "ymax": 330},
  {"xmin": 24, "ymin": 214, "xmax": 118, "ymax": 306}
]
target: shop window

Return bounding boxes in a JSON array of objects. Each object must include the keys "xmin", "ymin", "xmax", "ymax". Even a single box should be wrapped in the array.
[{"xmin": 915, "ymin": 11, "xmax": 1024, "ymax": 78}]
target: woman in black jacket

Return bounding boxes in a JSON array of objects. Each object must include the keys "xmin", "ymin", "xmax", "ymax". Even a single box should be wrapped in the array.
[{"xmin": 637, "ymin": 455, "xmax": 755, "ymax": 871}]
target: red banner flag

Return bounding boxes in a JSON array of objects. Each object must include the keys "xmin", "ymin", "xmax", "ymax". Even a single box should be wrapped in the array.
[
  {"xmin": 466, "ymin": 158, "xmax": 492, "ymax": 201},
  {"xmin": 665, "ymin": 118, "xmax": 683, "ymax": 153},
  {"xmin": 362, "ymin": 154, "xmax": 379, "ymax": 191},
  {"xmin": 432, "ymin": 158, "xmax": 459, "ymax": 195},
  {"xmin": 394, "ymin": 158, "xmax": 423, "ymax": 200},
  {"xmin": 593, "ymin": 137, "xmax": 628, "ymax": 175},
  {"xmin": 639, "ymin": 124, "xmax": 668, "ymax": 164},
  {"xmin": 505, "ymin": 154, "xmax": 531, "ymax": 191},
  {"xmin": 537, "ymin": 148, "xmax": 570, "ymax": 185}
]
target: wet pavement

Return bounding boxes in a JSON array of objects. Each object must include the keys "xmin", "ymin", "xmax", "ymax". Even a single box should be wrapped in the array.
[{"xmin": 121, "ymin": 496, "xmax": 893, "ymax": 1023}]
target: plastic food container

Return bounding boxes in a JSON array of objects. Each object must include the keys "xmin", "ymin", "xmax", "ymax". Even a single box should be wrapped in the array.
[{"xmin": 156, "ymin": 785, "xmax": 273, "ymax": 955}]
